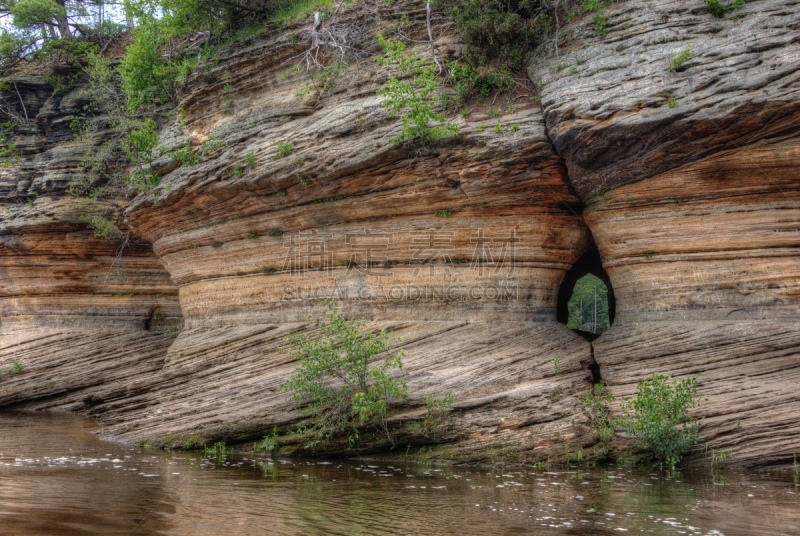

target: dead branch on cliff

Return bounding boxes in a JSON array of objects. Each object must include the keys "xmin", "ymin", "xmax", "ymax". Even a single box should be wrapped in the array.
[{"xmin": 284, "ymin": 3, "xmax": 373, "ymax": 71}]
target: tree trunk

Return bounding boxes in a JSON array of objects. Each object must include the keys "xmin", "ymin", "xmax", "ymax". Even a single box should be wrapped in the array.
[
  {"xmin": 54, "ymin": 0, "xmax": 71, "ymax": 38},
  {"xmin": 123, "ymin": 0, "xmax": 135, "ymax": 29}
]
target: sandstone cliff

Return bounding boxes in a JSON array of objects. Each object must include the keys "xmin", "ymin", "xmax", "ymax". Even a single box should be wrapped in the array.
[
  {"xmin": 0, "ymin": 0, "xmax": 797, "ymax": 467},
  {"xmin": 533, "ymin": 0, "xmax": 800, "ymax": 466}
]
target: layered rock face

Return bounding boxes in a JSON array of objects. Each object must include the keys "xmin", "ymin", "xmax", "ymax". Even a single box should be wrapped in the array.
[
  {"xmin": 534, "ymin": 0, "xmax": 800, "ymax": 465},
  {"xmin": 110, "ymin": 3, "xmax": 597, "ymax": 460},
  {"xmin": 0, "ymin": 78, "xmax": 181, "ymax": 415},
  {"xmin": 0, "ymin": 0, "xmax": 797, "ymax": 468}
]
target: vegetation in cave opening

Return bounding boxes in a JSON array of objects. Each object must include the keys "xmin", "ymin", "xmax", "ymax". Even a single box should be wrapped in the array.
[{"xmin": 566, "ymin": 273, "xmax": 610, "ymax": 335}]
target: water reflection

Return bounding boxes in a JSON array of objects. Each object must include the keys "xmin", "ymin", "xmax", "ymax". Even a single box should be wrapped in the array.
[{"xmin": 0, "ymin": 412, "xmax": 798, "ymax": 535}]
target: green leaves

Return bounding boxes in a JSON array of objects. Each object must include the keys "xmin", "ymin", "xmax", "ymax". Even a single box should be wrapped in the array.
[
  {"xmin": 10, "ymin": 0, "xmax": 66, "ymax": 29},
  {"xmin": 566, "ymin": 274, "xmax": 610, "ymax": 335},
  {"xmin": 705, "ymin": 0, "xmax": 745, "ymax": 18},
  {"xmin": 579, "ymin": 383, "xmax": 615, "ymax": 443},
  {"xmin": 668, "ymin": 49, "xmax": 692, "ymax": 73},
  {"xmin": 119, "ymin": 22, "xmax": 175, "ymax": 110},
  {"xmin": 437, "ymin": 0, "xmax": 540, "ymax": 71},
  {"xmin": 376, "ymin": 34, "xmax": 458, "ymax": 145},
  {"xmin": 281, "ymin": 301, "xmax": 408, "ymax": 447},
  {"xmin": 619, "ymin": 373, "xmax": 704, "ymax": 469}
]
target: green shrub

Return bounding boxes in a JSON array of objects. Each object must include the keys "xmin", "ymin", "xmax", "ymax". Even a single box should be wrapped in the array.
[
  {"xmin": 123, "ymin": 118, "xmax": 159, "ymax": 164},
  {"xmin": 119, "ymin": 0, "xmax": 231, "ymax": 110},
  {"xmin": 200, "ymin": 136, "xmax": 226, "ymax": 155},
  {"xmin": 80, "ymin": 214, "xmax": 125, "ymax": 242},
  {"xmin": 435, "ymin": 209, "xmax": 451, "ymax": 219},
  {"xmin": 593, "ymin": 15, "xmax": 607, "ymax": 36},
  {"xmin": 376, "ymin": 35, "xmax": 458, "ymax": 145},
  {"xmin": 268, "ymin": 0, "xmax": 335, "ymax": 25},
  {"xmin": 567, "ymin": 274, "xmax": 610, "ymax": 334},
  {"xmin": 275, "ymin": 140, "xmax": 293, "ymax": 158},
  {"xmin": 203, "ymin": 441, "xmax": 228, "ymax": 459},
  {"xmin": 579, "ymin": 383, "xmax": 615, "ymax": 443},
  {"xmin": 257, "ymin": 427, "xmax": 280, "ymax": 453},
  {"xmin": 120, "ymin": 22, "xmax": 175, "ymax": 110},
  {"xmin": 449, "ymin": 62, "xmax": 514, "ymax": 102},
  {"xmin": 172, "ymin": 147, "xmax": 202, "ymax": 166},
  {"xmin": 705, "ymin": 0, "xmax": 745, "ymax": 17},
  {"xmin": 420, "ymin": 392, "xmax": 453, "ymax": 439},
  {"xmin": 281, "ymin": 300, "xmax": 408, "ymax": 447},
  {"xmin": 437, "ymin": 0, "xmax": 550, "ymax": 71},
  {"xmin": 10, "ymin": 360, "xmax": 24, "ymax": 374},
  {"xmin": 583, "ymin": 0, "xmax": 602, "ymax": 12},
  {"xmin": 619, "ymin": 373, "xmax": 704, "ymax": 468},
  {"xmin": 668, "ymin": 49, "xmax": 691, "ymax": 72},
  {"xmin": 0, "ymin": 131, "xmax": 19, "ymax": 167}
]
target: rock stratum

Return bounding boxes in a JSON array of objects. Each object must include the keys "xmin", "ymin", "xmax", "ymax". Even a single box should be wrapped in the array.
[{"xmin": 0, "ymin": 0, "xmax": 797, "ymax": 467}]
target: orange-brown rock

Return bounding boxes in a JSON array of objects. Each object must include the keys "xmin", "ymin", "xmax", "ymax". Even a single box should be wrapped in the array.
[
  {"xmin": 535, "ymin": 0, "xmax": 800, "ymax": 466},
  {"xmin": 113, "ymin": 2, "xmax": 595, "ymax": 460},
  {"xmin": 0, "ymin": 79, "xmax": 181, "ymax": 415},
  {"xmin": 0, "ymin": 2, "xmax": 597, "ymax": 464},
  {"xmin": 1, "ymin": 0, "xmax": 797, "ymax": 468}
]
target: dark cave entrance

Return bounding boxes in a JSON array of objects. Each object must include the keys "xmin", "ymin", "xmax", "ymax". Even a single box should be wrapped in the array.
[{"xmin": 557, "ymin": 243, "xmax": 615, "ymax": 342}]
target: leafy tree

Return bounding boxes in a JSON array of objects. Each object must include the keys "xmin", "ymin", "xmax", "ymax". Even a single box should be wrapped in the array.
[
  {"xmin": 619, "ymin": 373, "xmax": 704, "ymax": 469},
  {"xmin": 4, "ymin": 0, "xmax": 70, "ymax": 37},
  {"xmin": 566, "ymin": 273, "xmax": 610, "ymax": 334},
  {"xmin": 281, "ymin": 301, "xmax": 408, "ymax": 448}
]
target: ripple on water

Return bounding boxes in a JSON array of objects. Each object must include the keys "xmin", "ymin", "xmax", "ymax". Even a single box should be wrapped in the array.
[{"xmin": 1, "ymin": 412, "xmax": 799, "ymax": 535}]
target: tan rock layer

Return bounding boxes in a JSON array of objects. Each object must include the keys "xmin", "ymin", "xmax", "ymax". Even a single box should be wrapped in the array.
[
  {"xmin": 536, "ymin": 0, "xmax": 800, "ymax": 467},
  {"xmin": 595, "ymin": 321, "xmax": 800, "ymax": 466},
  {"xmin": 1, "ymin": 0, "xmax": 798, "ymax": 470},
  {"xmin": 113, "ymin": 1, "xmax": 597, "ymax": 459},
  {"xmin": 532, "ymin": 0, "xmax": 800, "ymax": 198},
  {"xmin": 94, "ymin": 321, "xmax": 596, "ymax": 463},
  {"xmin": 585, "ymin": 141, "xmax": 800, "ymax": 322}
]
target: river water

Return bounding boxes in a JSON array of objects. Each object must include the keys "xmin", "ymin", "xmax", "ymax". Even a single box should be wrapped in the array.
[{"xmin": 0, "ymin": 412, "xmax": 798, "ymax": 535}]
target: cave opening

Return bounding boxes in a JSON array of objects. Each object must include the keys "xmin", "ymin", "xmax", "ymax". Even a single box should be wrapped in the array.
[{"xmin": 557, "ymin": 244, "xmax": 615, "ymax": 342}]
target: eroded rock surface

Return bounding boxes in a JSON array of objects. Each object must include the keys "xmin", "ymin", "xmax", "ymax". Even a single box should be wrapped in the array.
[
  {"xmin": 0, "ymin": 0, "xmax": 797, "ymax": 468},
  {"xmin": 535, "ymin": 0, "xmax": 800, "ymax": 466},
  {"xmin": 115, "ymin": 2, "xmax": 595, "ymax": 460},
  {"xmin": 0, "ymin": 78, "xmax": 181, "ymax": 417}
]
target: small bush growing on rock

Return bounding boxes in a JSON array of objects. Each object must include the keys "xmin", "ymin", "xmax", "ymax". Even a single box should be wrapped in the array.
[
  {"xmin": 376, "ymin": 34, "xmax": 458, "ymax": 145},
  {"xmin": 200, "ymin": 136, "xmax": 227, "ymax": 155},
  {"xmin": 172, "ymin": 147, "xmax": 202, "ymax": 166},
  {"xmin": 579, "ymin": 383, "xmax": 615, "ymax": 443},
  {"xmin": 619, "ymin": 373, "xmax": 704, "ymax": 469},
  {"xmin": 437, "ymin": 0, "xmax": 555, "ymax": 71},
  {"xmin": 420, "ymin": 392, "xmax": 454, "ymax": 440},
  {"xmin": 281, "ymin": 300, "xmax": 407, "ymax": 448},
  {"xmin": 593, "ymin": 15, "xmax": 607, "ymax": 36},
  {"xmin": 203, "ymin": 441, "xmax": 228, "ymax": 460},
  {"xmin": 79, "ymin": 214, "xmax": 126, "ymax": 242},
  {"xmin": 275, "ymin": 140, "xmax": 294, "ymax": 158},
  {"xmin": 668, "ymin": 49, "xmax": 692, "ymax": 72},
  {"xmin": 256, "ymin": 427, "xmax": 280, "ymax": 453},
  {"xmin": 705, "ymin": 0, "xmax": 745, "ymax": 18}
]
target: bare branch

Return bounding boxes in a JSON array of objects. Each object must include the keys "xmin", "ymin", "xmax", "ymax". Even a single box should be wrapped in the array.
[{"xmin": 426, "ymin": 2, "xmax": 442, "ymax": 74}]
